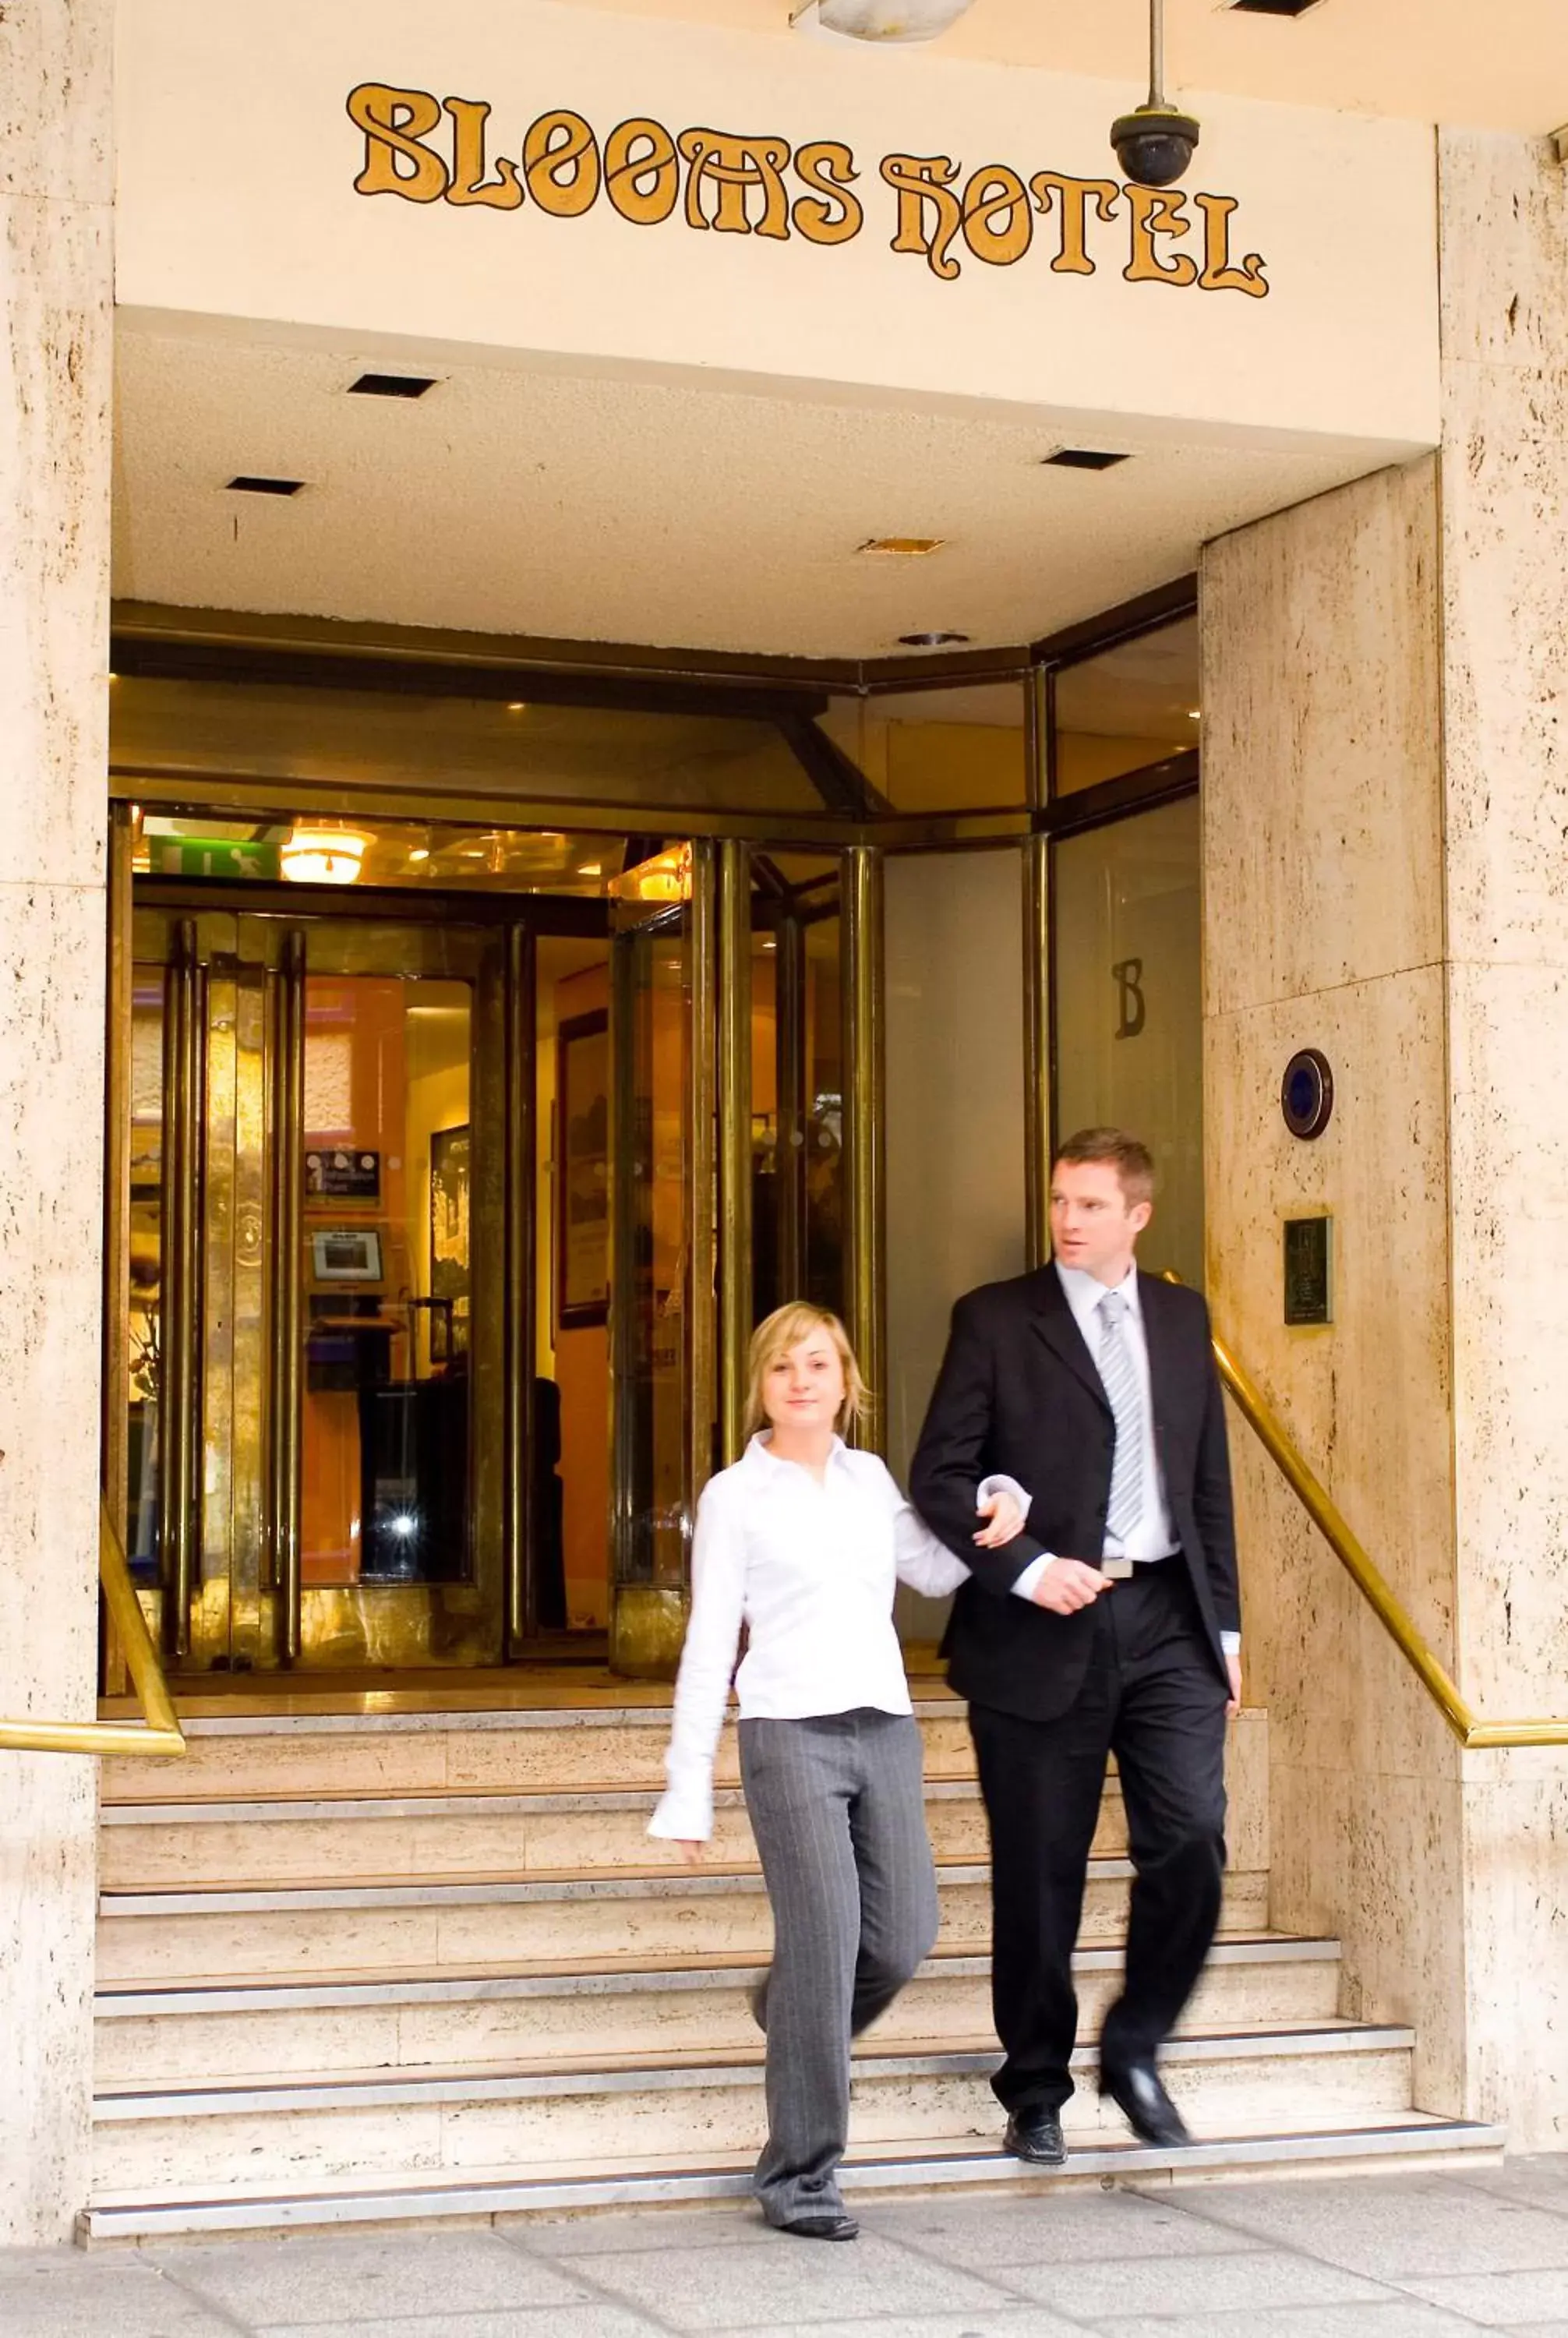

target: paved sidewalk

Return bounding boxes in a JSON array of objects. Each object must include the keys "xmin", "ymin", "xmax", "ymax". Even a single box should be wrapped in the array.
[{"xmin": 8, "ymin": 2161, "xmax": 1568, "ymax": 2338}]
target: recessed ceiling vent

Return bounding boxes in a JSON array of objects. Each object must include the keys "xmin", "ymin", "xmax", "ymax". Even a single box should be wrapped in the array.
[
  {"xmin": 348, "ymin": 373, "xmax": 439, "ymax": 399},
  {"xmin": 226, "ymin": 475, "xmax": 304, "ymax": 496},
  {"xmin": 1230, "ymin": 0, "xmax": 1326, "ymax": 16},
  {"xmin": 1042, "ymin": 449, "xmax": 1131, "ymax": 471}
]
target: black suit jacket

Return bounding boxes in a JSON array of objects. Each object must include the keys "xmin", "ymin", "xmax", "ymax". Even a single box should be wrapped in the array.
[{"xmin": 909, "ymin": 1264, "xmax": 1239, "ymax": 1724}]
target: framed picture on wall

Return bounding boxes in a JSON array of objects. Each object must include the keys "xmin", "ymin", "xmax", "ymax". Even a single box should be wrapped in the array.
[
  {"xmin": 429, "ymin": 1122, "xmax": 471, "ymax": 1363},
  {"xmin": 558, "ymin": 1008, "xmax": 610, "ymax": 1330}
]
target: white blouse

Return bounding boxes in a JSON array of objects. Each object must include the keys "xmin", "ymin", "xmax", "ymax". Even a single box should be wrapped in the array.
[{"xmin": 647, "ymin": 1434, "xmax": 1017, "ymax": 1842}]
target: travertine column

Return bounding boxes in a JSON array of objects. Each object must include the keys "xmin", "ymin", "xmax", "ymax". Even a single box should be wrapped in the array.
[
  {"xmin": 0, "ymin": 2, "xmax": 114, "ymax": 2242},
  {"xmin": 1202, "ymin": 129, "xmax": 1568, "ymax": 2148},
  {"xmin": 1439, "ymin": 127, "xmax": 1568, "ymax": 2148},
  {"xmin": 1202, "ymin": 459, "xmax": 1467, "ymax": 2112}
]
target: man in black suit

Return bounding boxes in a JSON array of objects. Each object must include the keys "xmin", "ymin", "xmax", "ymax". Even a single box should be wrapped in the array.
[{"xmin": 910, "ymin": 1127, "xmax": 1240, "ymax": 2165}]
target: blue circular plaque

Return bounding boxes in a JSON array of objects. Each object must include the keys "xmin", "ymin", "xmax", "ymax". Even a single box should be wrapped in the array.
[{"xmin": 1281, "ymin": 1049, "xmax": 1334, "ymax": 1139}]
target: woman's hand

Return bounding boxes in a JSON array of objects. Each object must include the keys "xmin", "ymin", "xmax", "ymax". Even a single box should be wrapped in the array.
[{"xmin": 973, "ymin": 1489, "xmax": 1026, "ymax": 1548}]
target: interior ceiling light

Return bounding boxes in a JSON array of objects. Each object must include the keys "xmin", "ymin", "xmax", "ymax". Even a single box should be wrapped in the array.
[
  {"xmin": 857, "ymin": 536, "xmax": 946, "ymax": 556},
  {"xmin": 279, "ymin": 823, "xmax": 369, "ymax": 884},
  {"xmin": 347, "ymin": 372, "xmax": 439, "ymax": 398},
  {"xmin": 610, "ymin": 843, "xmax": 692, "ymax": 905},
  {"xmin": 898, "ymin": 630, "xmax": 970, "ymax": 648},
  {"xmin": 506, "ymin": 701, "xmax": 527, "ymax": 712},
  {"xmin": 1111, "ymin": 0, "xmax": 1200, "ymax": 186},
  {"xmin": 790, "ymin": 0, "xmax": 975, "ymax": 44},
  {"xmin": 1044, "ymin": 448, "xmax": 1132, "ymax": 471},
  {"xmin": 227, "ymin": 475, "xmax": 304, "ymax": 496}
]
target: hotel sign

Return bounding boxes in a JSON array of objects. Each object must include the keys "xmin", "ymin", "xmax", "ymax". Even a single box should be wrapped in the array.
[{"xmin": 348, "ymin": 83, "xmax": 1270, "ymax": 295}]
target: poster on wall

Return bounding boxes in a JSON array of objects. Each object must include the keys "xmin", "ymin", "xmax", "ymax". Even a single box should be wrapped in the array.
[
  {"xmin": 559, "ymin": 1009, "xmax": 609, "ymax": 1330},
  {"xmin": 429, "ymin": 1123, "xmax": 471, "ymax": 1362}
]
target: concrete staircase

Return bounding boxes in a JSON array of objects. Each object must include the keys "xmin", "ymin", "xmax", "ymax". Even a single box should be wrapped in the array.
[{"xmin": 85, "ymin": 1697, "xmax": 1502, "ymax": 2239}]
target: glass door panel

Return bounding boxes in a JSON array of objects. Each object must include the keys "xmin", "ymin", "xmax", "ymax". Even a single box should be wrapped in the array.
[{"xmin": 608, "ymin": 895, "xmax": 700, "ymax": 1675}]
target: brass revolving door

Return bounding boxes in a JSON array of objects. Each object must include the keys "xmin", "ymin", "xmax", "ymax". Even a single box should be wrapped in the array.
[{"xmin": 122, "ymin": 895, "xmax": 569, "ymax": 1673}]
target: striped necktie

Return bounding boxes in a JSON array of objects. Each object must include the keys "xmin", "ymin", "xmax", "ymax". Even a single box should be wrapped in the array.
[{"xmin": 1098, "ymin": 1287, "xmax": 1145, "ymax": 1542}]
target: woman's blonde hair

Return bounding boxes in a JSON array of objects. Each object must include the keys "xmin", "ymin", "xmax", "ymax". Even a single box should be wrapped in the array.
[{"xmin": 743, "ymin": 1301, "xmax": 867, "ymax": 1441}]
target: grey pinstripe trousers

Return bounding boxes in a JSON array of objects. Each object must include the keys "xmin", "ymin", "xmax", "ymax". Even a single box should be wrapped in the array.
[{"xmin": 739, "ymin": 1708, "xmax": 940, "ymax": 2225}]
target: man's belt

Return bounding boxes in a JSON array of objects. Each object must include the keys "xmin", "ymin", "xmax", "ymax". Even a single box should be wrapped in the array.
[{"xmin": 1100, "ymin": 1552, "xmax": 1181, "ymax": 1580}]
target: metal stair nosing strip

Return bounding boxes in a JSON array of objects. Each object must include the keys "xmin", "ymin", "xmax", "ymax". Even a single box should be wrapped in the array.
[
  {"xmin": 80, "ymin": 2115, "xmax": 1509, "ymax": 2239},
  {"xmin": 92, "ymin": 1934, "xmax": 1342, "ymax": 2020},
  {"xmin": 92, "ymin": 2022, "xmax": 1416, "ymax": 2121}
]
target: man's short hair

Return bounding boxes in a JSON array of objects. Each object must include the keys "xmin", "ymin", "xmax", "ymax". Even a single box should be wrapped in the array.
[{"xmin": 1054, "ymin": 1127, "xmax": 1155, "ymax": 1208}]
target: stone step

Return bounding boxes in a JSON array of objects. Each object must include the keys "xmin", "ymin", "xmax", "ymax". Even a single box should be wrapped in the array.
[
  {"xmin": 99, "ymin": 1704, "xmax": 966, "ymax": 1803},
  {"xmin": 97, "ymin": 1780, "xmax": 1000, "ymax": 1888},
  {"xmin": 93, "ymin": 1934, "xmax": 1341, "ymax": 2085},
  {"xmin": 96, "ymin": 1858, "xmax": 1273, "ymax": 1986},
  {"xmin": 101, "ymin": 1705, "xmax": 1270, "ymax": 1834},
  {"xmin": 90, "ymin": 2022, "xmax": 1416, "ymax": 2198},
  {"xmin": 81, "ymin": 2110, "xmax": 1506, "ymax": 2241}
]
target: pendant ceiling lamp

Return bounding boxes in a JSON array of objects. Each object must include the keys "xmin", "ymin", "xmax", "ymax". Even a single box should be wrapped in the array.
[
  {"xmin": 790, "ymin": 0, "xmax": 975, "ymax": 46},
  {"xmin": 279, "ymin": 821, "xmax": 370, "ymax": 885},
  {"xmin": 1111, "ymin": 0, "xmax": 1202, "ymax": 185}
]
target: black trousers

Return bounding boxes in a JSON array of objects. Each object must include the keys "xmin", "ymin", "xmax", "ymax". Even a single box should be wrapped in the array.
[{"xmin": 968, "ymin": 1559, "xmax": 1228, "ymax": 2116}]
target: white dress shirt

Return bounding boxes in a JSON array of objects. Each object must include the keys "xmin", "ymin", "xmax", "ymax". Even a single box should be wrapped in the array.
[
  {"xmin": 1011, "ymin": 1262, "xmax": 1241, "ymax": 1658},
  {"xmin": 648, "ymin": 1436, "xmax": 1022, "ymax": 1842}
]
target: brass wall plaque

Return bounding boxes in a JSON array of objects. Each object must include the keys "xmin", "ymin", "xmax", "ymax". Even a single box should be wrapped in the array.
[{"xmin": 1283, "ymin": 1213, "xmax": 1333, "ymax": 1326}]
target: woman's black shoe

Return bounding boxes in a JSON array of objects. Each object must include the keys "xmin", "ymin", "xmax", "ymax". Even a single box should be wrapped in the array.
[
  {"xmin": 780, "ymin": 2213, "xmax": 860, "ymax": 2241},
  {"xmin": 1003, "ymin": 2110, "xmax": 1067, "ymax": 2165}
]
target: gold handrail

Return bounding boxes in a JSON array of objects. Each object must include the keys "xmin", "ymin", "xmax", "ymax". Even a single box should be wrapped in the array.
[
  {"xmin": 1173, "ymin": 1277, "xmax": 1568, "ymax": 1750},
  {"xmin": 0, "ymin": 1503, "xmax": 185, "ymax": 1757}
]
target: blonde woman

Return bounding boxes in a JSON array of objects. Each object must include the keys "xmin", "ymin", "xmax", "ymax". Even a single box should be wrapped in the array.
[{"xmin": 648, "ymin": 1301, "xmax": 1028, "ymax": 2242}]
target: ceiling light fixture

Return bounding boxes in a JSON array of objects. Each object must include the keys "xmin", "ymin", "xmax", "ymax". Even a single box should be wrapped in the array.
[
  {"xmin": 408, "ymin": 847, "xmax": 431, "ymax": 863},
  {"xmin": 506, "ymin": 701, "xmax": 527, "ymax": 712},
  {"xmin": 347, "ymin": 372, "xmax": 440, "ymax": 398},
  {"xmin": 1111, "ymin": 0, "xmax": 1201, "ymax": 186},
  {"xmin": 898, "ymin": 630, "xmax": 971, "ymax": 648},
  {"xmin": 1043, "ymin": 448, "xmax": 1132, "ymax": 471},
  {"xmin": 1187, "ymin": 708, "xmax": 1202, "ymax": 721},
  {"xmin": 227, "ymin": 475, "xmax": 305, "ymax": 496},
  {"xmin": 789, "ymin": 0, "xmax": 975, "ymax": 44},
  {"xmin": 279, "ymin": 822, "xmax": 369, "ymax": 884},
  {"xmin": 857, "ymin": 536, "xmax": 947, "ymax": 556}
]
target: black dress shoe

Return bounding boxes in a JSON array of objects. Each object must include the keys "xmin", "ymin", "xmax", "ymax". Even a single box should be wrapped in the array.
[
  {"xmin": 1100, "ymin": 2058, "xmax": 1192, "ymax": 2148},
  {"xmin": 779, "ymin": 2213, "xmax": 859, "ymax": 2241},
  {"xmin": 1003, "ymin": 2109, "xmax": 1067, "ymax": 2165}
]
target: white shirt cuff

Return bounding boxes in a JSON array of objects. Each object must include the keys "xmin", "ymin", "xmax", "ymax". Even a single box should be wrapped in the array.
[
  {"xmin": 977, "ymin": 1473, "xmax": 1029, "ymax": 1519},
  {"xmin": 648, "ymin": 1781, "xmax": 713, "ymax": 1842},
  {"xmin": 1220, "ymin": 1631, "xmax": 1241, "ymax": 1658},
  {"xmin": 1010, "ymin": 1552, "xmax": 1060, "ymax": 1601}
]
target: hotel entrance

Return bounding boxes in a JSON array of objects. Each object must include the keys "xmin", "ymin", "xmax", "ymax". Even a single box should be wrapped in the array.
[
  {"xmin": 103, "ymin": 592, "xmax": 1202, "ymax": 1689},
  {"xmin": 111, "ymin": 806, "xmax": 863, "ymax": 1681}
]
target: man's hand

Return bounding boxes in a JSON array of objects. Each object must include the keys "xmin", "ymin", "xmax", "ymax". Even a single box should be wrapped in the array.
[
  {"xmin": 973, "ymin": 1489, "xmax": 1026, "ymax": 1548},
  {"xmin": 1031, "ymin": 1559, "xmax": 1114, "ymax": 1614},
  {"xmin": 1225, "ymin": 1655, "xmax": 1242, "ymax": 1718}
]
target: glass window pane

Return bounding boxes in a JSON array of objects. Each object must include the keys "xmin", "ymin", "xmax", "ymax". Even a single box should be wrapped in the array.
[
  {"xmin": 127, "ymin": 972, "xmax": 166, "ymax": 1588},
  {"xmin": 885, "ymin": 848, "xmax": 1026, "ymax": 1643},
  {"xmin": 536, "ymin": 937, "xmax": 613, "ymax": 1634},
  {"xmin": 1053, "ymin": 795, "xmax": 1203, "ymax": 1284},
  {"xmin": 818, "ymin": 680, "xmax": 1027, "ymax": 812},
  {"xmin": 804, "ymin": 910, "xmax": 844, "ymax": 1319},
  {"xmin": 301, "ymin": 975, "xmax": 475, "ymax": 1588},
  {"xmin": 115, "ymin": 678, "xmax": 821, "ymax": 813},
  {"xmin": 1053, "ymin": 615, "xmax": 1199, "ymax": 796}
]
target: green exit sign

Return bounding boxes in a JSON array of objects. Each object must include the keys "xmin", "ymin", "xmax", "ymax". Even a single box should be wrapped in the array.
[{"xmin": 151, "ymin": 838, "xmax": 280, "ymax": 881}]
